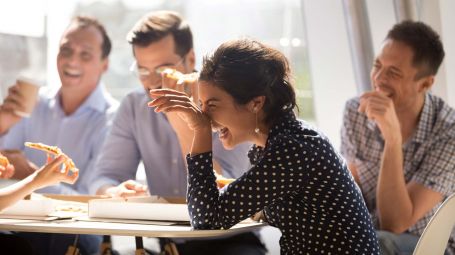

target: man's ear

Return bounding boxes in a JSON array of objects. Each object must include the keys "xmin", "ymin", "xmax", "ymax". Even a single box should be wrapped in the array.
[
  {"xmin": 102, "ymin": 58, "xmax": 109, "ymax": 73},
  {"xmin": 248, "ymin": 96, "xmax": 266, "ymax": 113},
  {"xmin": 418, "ymin": 75, "xmax": 434, "ymax": 93},
  {"xmin": 185, "ymin": 48, "xmax": 196, "ymax": 71}
]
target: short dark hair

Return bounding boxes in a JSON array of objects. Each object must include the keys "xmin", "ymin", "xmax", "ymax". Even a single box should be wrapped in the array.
[
  {"xmin": 69, "ymin": 15, "xmax": 112, "ymax": 59},
  {"xmin": 386, "ymin": 20, "xmax": 445, "ymax": 79},
  {"xmin": 200, "ymin": 39, "xmax": 297, "ymax": 125},
  {"xmin": 127, "ymin": 11, "xmax": 193, "ymax": 57}
]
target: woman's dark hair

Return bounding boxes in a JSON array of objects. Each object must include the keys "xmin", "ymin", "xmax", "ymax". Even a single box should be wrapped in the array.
[{"xmin": 199, "ymin": 39, "xmax": 297, "ymax": 125}]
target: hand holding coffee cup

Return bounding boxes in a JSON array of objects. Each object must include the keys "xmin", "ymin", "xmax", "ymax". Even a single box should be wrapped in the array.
[
  {"xmin": 13, "ymin": 77, "xmax": 40, "ymax": 118},
  {"xmin": 2, "ymin": 78, "xmax": 39, "ymax": 117},
  {"xmin": 0, "ymin": 77, "xmax": 40, "ymax": 134}
]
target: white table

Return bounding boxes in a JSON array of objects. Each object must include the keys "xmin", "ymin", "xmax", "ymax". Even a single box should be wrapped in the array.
[
  {"xmin": 0, "ymin": 217, "xmax": 264, "ymax": 254},
  {"xmin": 0, "ymin": 217, "xmax": 264, "ymax": 238}
]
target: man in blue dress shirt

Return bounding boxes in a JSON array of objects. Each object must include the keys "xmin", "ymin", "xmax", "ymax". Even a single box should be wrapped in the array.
[
  {"xmin": 90, "ymin": 11, "xmax": 265, "ymax": 255},
  {"xmin": 0, "ymin": 16, "xmax": 118, "ymax": 254}
]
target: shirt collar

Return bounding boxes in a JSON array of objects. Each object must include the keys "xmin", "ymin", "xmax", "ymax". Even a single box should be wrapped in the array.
[
  {"xmin": 267, "ymin": 110, "xmax": 298, "ymax": 138},
  {"xmin": 413, "ymin": 93, "xmax": 433, "ymax": 143},
  {"xmin": 51, "ymin": 83, "xmax": 109, "ymax": 115},
  {"xmin": 248, "ymin": 110, "xmax": 297, "ymax": 163}
]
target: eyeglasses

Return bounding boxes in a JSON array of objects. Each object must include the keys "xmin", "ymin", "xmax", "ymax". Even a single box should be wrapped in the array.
[{"xmin": 129, "ymin": 58, "xmax": 185, "ymax": 83}]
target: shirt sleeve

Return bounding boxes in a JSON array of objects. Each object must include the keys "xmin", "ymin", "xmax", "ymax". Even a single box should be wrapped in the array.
[
  {"xmin": 186, "ymin": 135, "xmax": 308, "ymax": 230},
  {"xmin": 39, "ymin": 113, "xmax": 115, "ymax": 195},
  {"xmin": 411, "ymin": 138, "xmax": 455, "ymax": 196},
  {"xmin": 0, "ymin": 118, "xmax": 27, "ymax": 150},
  {"xmin": 340, "ymin": 99, "xmax": 359, "ymax": 163},
  {"xmin": 88, "ymin": 97, "xmax": 141, "ymax": 195}
]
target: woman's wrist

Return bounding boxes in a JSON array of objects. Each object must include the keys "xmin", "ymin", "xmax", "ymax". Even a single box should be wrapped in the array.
[{"xmin": 191, "ymin": 125, "xmax": 213, "ymax": 156}]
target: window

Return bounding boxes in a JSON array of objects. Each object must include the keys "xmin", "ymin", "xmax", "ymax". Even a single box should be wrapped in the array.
[
  {"xmin": 0, "ymin": 0, "xmax": 46, "ymax": 98},
  {"xmin": 1, "ymin": 0, "xmax": 315, "ymax": 121}
]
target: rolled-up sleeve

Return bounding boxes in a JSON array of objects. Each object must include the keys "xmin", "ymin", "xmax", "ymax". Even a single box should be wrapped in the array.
[
  {"xmin": 411, "ymin": 139, "xmax": 455, "ymax": 196},
  {"xmin": 340, "ymin": 99, "xmax": 359, "ymax": 162}
]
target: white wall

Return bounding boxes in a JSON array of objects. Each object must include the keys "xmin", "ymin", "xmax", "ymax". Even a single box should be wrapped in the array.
[
  {"xmin": 419, "ymin": 0, "xmax": 449, "ymax": 105},
  {"xmin": 46, "ymin": 0, "xmax": 78, "ymax": 91},
  {"xmin": 302, "ymin": 0, "xmax": 357, "ymax": 148},
  {"xmin": 439, "ymin": 0, "xmax": 455, "ymax": 107},
  {"xmin": 304, "ymin": 0, "xmax": 455, "ymax": 150},
  {"xmin": 366, "ymin": 0, "xmax": 396, "ymax": 53}
]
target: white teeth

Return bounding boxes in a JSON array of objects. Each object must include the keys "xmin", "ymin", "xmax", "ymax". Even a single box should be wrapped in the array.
[
  {"xmin": 212, "ymin": 126, "xmax": 225, "ymax": 133},
  {"xmin": 64, "ymin": 69, "xmax": 81, "ymax": 76}
]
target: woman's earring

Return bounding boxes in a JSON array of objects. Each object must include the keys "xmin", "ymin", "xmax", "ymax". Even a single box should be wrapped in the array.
[{"xmin": 254, "ymin": 108, "xmax": 260, "ymax": 134}]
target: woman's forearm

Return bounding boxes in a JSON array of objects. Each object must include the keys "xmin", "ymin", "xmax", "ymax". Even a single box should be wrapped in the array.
[
  {"xmin": 190, "ymin": 126, "xmax": 213, "ymax": 156},
  {"xmin": 0, "ymin": 174, "xmax": 38, "ymax": 211}
]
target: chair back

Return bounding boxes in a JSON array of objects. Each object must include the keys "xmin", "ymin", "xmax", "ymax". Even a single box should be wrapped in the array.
[{"xmin": 413, "ymin": 193, "xmax": 455, "ymax": 255}]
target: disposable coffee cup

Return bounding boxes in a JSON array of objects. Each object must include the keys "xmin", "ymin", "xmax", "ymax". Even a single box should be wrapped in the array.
[{"xmin": 14, "ymin": 76, "xmax": 40, "ymax": 118}]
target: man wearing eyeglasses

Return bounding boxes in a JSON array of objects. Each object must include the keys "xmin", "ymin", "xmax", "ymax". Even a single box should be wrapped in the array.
[{"xmin": 90, "ymin": 11, "xmax": 265, "ymax": 255}]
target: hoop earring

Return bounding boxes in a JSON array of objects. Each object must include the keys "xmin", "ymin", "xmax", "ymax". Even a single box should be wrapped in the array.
[{"xmin": 254, "ymin": 111, "xmax": 260, "ymax": 134}]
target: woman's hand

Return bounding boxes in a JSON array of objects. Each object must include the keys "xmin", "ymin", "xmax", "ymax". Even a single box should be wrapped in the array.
[
  {"xmin": 1, "ymin": 150, "xmax": 38, "ymax": 179},
  {"xmin": 148, "ymin": 88, "xmax": 210, "ymax": 131},
  {"xmin": 30, "ymin": 155, "xmax": 79, "ymax": 190},
  {"xmin": 0, "ymin": 164, "xmax": 15, "ymax": 179}
]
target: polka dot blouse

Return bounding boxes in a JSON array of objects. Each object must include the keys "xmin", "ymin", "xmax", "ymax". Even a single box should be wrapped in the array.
[{"xmin": 186, "ymin": 111, "xmax": 379, "ymax": 255}]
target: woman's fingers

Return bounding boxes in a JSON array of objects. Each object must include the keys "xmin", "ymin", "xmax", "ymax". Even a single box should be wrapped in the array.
[
  {"xmin": 155, "ymin": 104, "xmax": 195, "ymax": 115},
  {"xmin": 47, "ymin": 155, "xmax": 66, "ymax": 169},
  {"xmin": 153, "ymin": 99, "xmax": 195, "ymax": 113},
  {"xmin": 149, "ymin": 88, "xmax": 187, "ymax": 97},
  {"xmin": 148, "ymin": 93, "xmax": 191, "ymax": 107},
  {"xmin": 148, "ymin": 92, "xmax": 196, "ymax": 114},
  {"xmin": 46, "ymin": 153, "xmax": 53, "ymax": 164},
  {"xmin": 61, "ymin": 168, "xmax": 79, "ymax": 184}
]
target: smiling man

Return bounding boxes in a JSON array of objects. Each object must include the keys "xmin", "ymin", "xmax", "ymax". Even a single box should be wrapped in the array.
[
  {"xmin": 0, "ymin": 16, "xmax": 118, "ymax": 255},
  {"xmin": 341, "ymin": 21, "xmax": 455, "ymax": 255},
  {"xmin": 0, "ymin": 16, "xmax": 117, "ymax": 194},
  {"xmin": 90, "ymin": 11, "xmax": 265, "ymax": 255}
]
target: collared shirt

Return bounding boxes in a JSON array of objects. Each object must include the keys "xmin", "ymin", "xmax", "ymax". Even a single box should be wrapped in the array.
[
  {"xmin": 340, "ymin": 93, "xmax": 455, "ymax": 254},
  {"xmin": 89, "ymin": 89, "xmax": 252, "ymax": 197},
  {"xmin": 0, "ymin": 84, "xmax": 118, "ymax": 194},
  {"xmin": 187, "ymin": 111, "xmax": 379, "ymax": 255}
]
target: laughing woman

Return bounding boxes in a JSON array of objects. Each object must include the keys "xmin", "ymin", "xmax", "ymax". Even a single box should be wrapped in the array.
[{"xmin": 149, "ymin": 39, "xmax": 379, "ymax": 254}]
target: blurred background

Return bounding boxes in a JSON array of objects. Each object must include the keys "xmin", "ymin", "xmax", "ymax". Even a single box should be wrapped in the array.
[
  {"xmin": 1, "ymin": 0, "xmax": 454, "ymax": 146},
  {"xmin": 1, "ymin": 0, "xmax": 454, "ymax": 253}
]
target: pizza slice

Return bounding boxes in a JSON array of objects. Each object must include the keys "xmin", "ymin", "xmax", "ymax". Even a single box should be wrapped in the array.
[
  {"xmin": 156, "ymin": 67, "xmax": 199, "ymax": 84},
  {"xmin": 0, "ymin": 153, "xmax": 9, "ymax": 168},
  {"xmin": 24, "ymin": 142, "xmax": 76, "ymax": 171},
  {"xmin": 214, "ymin": 172, "xmax": 235, "ymax": 188}
]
